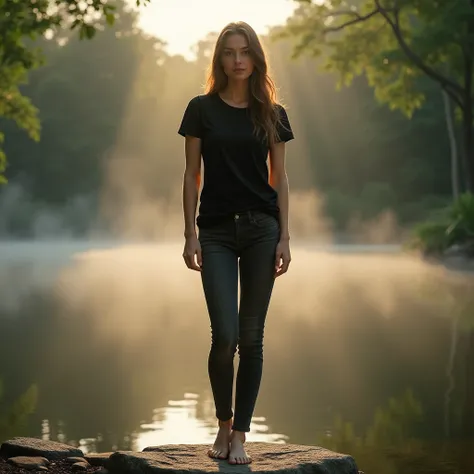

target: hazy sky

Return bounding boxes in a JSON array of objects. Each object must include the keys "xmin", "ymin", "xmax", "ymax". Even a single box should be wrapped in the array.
[{"xmin": 137, "ymin": 0, "xmax": 297, "ymax": 59}]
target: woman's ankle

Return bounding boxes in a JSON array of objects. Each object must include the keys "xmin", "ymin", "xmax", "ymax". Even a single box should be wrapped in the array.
[
  {"xmin": 218, "ymin": 418, "xmax": 233, "ymax": 429},
  {"xmin": 231, "ymin": 430, "xmax": 246, "ymax": 442}
]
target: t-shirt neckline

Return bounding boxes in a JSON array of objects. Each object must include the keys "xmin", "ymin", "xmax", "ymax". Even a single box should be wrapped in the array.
[{"xmin": 217, "ymin": 93, "xmax": 249, "ymax": 110}]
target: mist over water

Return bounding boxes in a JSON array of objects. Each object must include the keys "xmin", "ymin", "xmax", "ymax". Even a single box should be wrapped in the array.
[{"xmin": 1, "ymin": 236, "xmax": 472, "ymax": 458}]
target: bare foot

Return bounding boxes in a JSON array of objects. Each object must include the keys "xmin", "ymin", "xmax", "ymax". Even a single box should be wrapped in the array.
[
  {"xmin": 208, "ymin": 419, "xmax": 232, "ymax": 460},
  {"xmin": 228, "ymin": 431, "xmax": 252, "ymax": 465}
]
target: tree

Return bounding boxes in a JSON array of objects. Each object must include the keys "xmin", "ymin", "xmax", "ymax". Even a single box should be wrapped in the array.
[
  {"xmin": 0, "ymin": 0, "xmax": 150, "ymax": 183},
  {"xmin": 442, "ymin": 89, "xmax": 460, "ymax": 199},
  {"xmin": 280, "ymin": 0, "xmax": 474, "ymax": 192},
  {"xmin": 0, "ymin": 378, "xmax": 38, "ymax": 442}
]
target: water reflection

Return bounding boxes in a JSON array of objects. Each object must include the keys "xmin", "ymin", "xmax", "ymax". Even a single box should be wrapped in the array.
[
  {"xmin": 45, "ymin": 392, "xmax": 288, "ymax": 454},
  {"xmin": 137, "ymin": 393, "xmax": 287, "ymax": 450},
  {"xmin": 1, "ymin": 240, "xmax": 474, "ymax": 474}
]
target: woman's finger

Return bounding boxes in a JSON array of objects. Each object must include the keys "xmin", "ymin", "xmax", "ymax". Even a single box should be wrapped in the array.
[
  {"xmin": 275, "ymin": 254, "xmax": 290, "ymax": 277},
  {"xmin": 275, "ymin": 251, "xmax": 282, "ymax": 269},
  {"xmin": 188, "ymin": 253, "xmax": 201, "ymax": 271}
]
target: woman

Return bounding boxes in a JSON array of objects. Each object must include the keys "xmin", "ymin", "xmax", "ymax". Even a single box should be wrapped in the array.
[{"xmin": 178, "ymin": 21, "xmax": 294, "ymax": 465}]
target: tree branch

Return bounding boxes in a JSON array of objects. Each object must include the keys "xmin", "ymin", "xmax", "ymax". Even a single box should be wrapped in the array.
[
  {"xmin": 374, "ymin": 0, "xmax": 465, "ymax": 110},
  {"xmin": 323, "ymin": 8, "xmax": 379, "ymax": 33}
]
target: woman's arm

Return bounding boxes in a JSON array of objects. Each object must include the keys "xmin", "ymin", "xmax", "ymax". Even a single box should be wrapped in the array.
[
  {"xmin": 269, "ymin": 141, "xmax": 291, "ymax": 277},
  {"xmin": 182, "ymin": 135, "xmax": 202, "ymax": 271},
  {"xmin": 269, "ymin": 141, "xmax": 290, "ymax": 241},
  {"xmin": 182, "ymin": 136, "xmax": 202, "ymax": 238}
]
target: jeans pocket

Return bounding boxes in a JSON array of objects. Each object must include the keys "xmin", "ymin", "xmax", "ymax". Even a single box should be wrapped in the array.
[
  {"xmin": 251, "ymin": 211, "xmax": 279, "ymax": 229},
  {"xmin": 198, "ymin": 222, "xmax": 232, "ymax": 245}
]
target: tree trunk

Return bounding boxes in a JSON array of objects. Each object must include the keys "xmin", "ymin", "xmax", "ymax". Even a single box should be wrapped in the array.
[
  {"xmin": 442, "ymin": 90, "xmax": 460, "ymax": 199},
  {"xmin": 462, "ymin": 107, "xmax": 474, "ymax": 193}
]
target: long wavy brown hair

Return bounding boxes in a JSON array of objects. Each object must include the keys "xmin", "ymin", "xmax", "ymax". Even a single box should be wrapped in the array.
[{"xmin": 205, "ymin": 21, "xmax": 283, "ymax": 145}]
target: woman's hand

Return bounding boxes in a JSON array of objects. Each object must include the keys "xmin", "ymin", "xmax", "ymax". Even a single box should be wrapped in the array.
[
  {"xmin": 275, "ymin": 238, "xmax": 291, "ymax": 277},
  {"xmin": 183, "ymin": 235, "xmax": 202, "ymax": 272}
]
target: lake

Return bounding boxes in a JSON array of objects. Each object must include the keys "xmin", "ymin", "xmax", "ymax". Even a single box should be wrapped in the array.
[{"xmin": 0, "ymin": 240, "xmax": 473, "ymax": 473}]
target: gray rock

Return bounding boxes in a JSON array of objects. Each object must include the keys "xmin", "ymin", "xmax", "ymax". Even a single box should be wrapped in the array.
[
  {"xmin": 85, "ymin": 452, "xmax": 114, "ymax": 467},
  {"xmin": 67, "ymin": 456, "xmax": 88, "ymax": 464},
  {"xmin": 7, "ymin": 456, "xmax": 50, "ymax": 470},
  {"xmin": 72, "ymin": 461, "xmax": 90, "ymax": 471},
  {"xmin": 108, "ymin": 443, "xmax": 358, "ymax": 474},
  {"xmin": 0, "ymin": 437, "xmax": 83, "ymax": 460}
]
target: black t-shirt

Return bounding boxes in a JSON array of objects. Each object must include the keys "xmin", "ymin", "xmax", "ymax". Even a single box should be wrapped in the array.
[{"xmin": 178, "ymin": 93, "xmax": 294, "ymax": 228}]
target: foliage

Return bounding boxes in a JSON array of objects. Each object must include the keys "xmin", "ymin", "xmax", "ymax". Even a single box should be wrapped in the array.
[
  {"xmin": 0, "ymin": 0, "xmax": 150, "ymax": 183},
  {"xmin": 408, "ymin": 221, "xmax": 455, "ymax": 255},
  {"xmin": 408, "ymin": 192, "xmax": 474, "ymax": 255},
  {"xmin": 280, "ymin": 1, "xmax": 465, "ymax": 112},
  {"xmin": 0, "ymin": 378, "xmax": 38, "ymax": 443},
  {"xmin": 279, "ymin": 0, "xmax": 474, "ymax": 190},
  {"xmin": 318, "ymin": 389, "xmax": 462, "ymax": 474},
  {"xmin": 320, "ymin": 388, "xmax": 423, "ymax": 449},
  {"xmin": 448, "ymin": 192, "xmax": 474, "ymax": 237},
  {"xmin": 0, "ymin": 62, "xmax": 40, "ymax": 184},
  {"xmin": 365, "ymin": 388, "xmax": 423, "ymax": 448}
]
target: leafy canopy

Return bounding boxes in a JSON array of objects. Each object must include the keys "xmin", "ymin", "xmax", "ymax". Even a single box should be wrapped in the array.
[
  {"xmin": 280, "ymin": 0, "xmax": 472, "ymax": 117},
  {"xmin": 0, "ymin": 0, "xmax": 150, "ymax": 183}
]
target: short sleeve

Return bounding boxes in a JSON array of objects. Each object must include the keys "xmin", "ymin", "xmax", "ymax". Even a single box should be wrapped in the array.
[
  {"xmin": 275, "ymin": 104, "xmax": 294, "ymax": 143},
  {"xmin": 178, "ymin": 96, "xmax": 203, "ymax": 138}
]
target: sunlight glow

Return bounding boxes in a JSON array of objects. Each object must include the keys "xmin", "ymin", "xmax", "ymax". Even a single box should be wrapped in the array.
[
  {"xmin": 67, "ymin": 393, "xmax": 288, "ymax": 453},
  {"xmin": 135, "ymin": 393, "xmax": 288, "ymax": 450},
  {"xmin": 137, "ymin": 0, "xmax": 297, "ymax": 59}
]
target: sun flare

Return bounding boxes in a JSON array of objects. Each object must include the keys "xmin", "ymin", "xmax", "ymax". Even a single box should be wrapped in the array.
[{"xmin": 136, "ymin": 0, "xmax": 297, "ymax": 59}]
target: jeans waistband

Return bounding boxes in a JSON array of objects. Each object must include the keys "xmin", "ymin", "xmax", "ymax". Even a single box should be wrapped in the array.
[{"xmin": 232, "ymin": 210, "xmax": 264, "ymax": 224}]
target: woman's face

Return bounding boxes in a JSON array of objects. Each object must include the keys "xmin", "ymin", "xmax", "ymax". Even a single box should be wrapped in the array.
[{"xmin": 220, "ymin": 33, "xmax": 254, "ymax": 81}]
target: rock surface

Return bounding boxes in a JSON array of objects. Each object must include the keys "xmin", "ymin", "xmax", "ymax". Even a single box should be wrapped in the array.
[
  {"xmin": 7, "ymin": 456, "xmax": 49, "ymax": 471},
  {"xmin": 66, "ymin": 457, "xmax": 88, "ymax": 464},
  {"xmin": 0, "ymin": 438, "xmax": 359, "ymax": 474},
  {"xmin": 72, "ymin": 461, "xmax": 91, "ymax": 471},
  {"xmin": 84, "ymin": 453, "xmax": 114, "ymax": 467},
  {"xmin": 108, "ymin": 443, "xmax": 359, "ymax": 474},
  {"xmin": 0, "ymin": 438, "xmax": 83, "ymax": 461},
  {"xmin": 0, "ymin": 457, "xmax": 101, "ymax": 474}
]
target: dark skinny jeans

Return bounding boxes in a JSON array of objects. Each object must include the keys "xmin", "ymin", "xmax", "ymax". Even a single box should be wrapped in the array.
[{"xmin": 198, "ymin": 210, "xmax": 280, "ymax": 433}]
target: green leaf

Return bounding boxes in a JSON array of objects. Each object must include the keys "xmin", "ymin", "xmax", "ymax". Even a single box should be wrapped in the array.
[
  {"xmin": 105, "ymin": 13, "xmax": 116, "ymax": 26},
  {"xmin": 80, "ymin": 24, "xmax": 96, "ymax": 40},
  {"xmin": 286, "ymin": 0, "xmax": 466, "ymax": 118}
]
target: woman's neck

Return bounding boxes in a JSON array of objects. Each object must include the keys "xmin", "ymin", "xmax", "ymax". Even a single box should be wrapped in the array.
[{"xmin": 220, "ymin": 80, "xmax": 249, "ymax": 106}]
